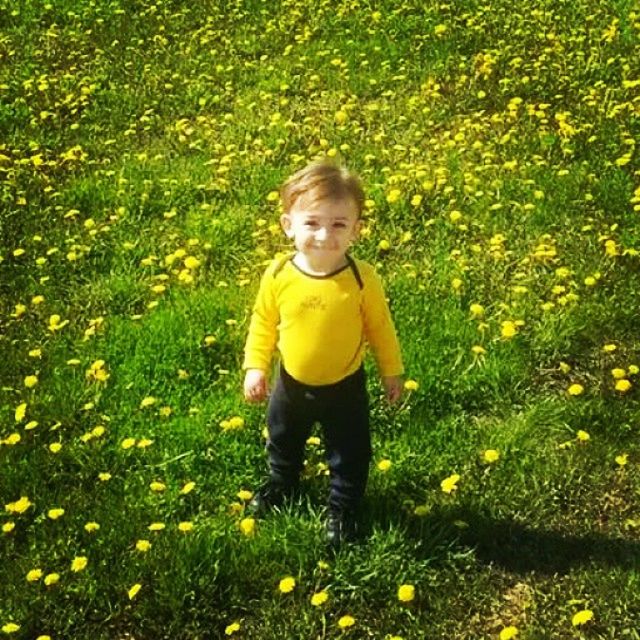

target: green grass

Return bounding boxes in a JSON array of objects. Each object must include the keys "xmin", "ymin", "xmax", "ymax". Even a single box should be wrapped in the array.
[{"xmin": 1, "ymin": 0, "xmax": 640, "ymax": 638}]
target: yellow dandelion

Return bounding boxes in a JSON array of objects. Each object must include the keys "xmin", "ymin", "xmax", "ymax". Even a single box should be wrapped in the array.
[
  {"xmin": 98, "ymin": 472, "xmax": 112, "ymax": 482},
  {"xmin": 3, "ymin": 522, "xmax": 16, "ymax": 533},
  {"xmin": 404, "ymin": 379, "xmax": 419, "ymax": 391},
  {"xmin": 377, "ymin": 459, "xmax": 392, "ymax": 472},
  {"xmin": 225, "ymin": 621, "xmax": 241, "ymax": 636},
  {"xmin": 603, "ymin": 344, "xmax": 617, "ymax": 353},
  {"xmin": 469, "ymin": 303, "xmax": 484, "ymax": 318},
  {"xmin": 5, "ymin": 496, "xmax": 33, "ymax": 514},
  {"xmin": 441, "ymin": 473, "xmax": 460, "ymax": 494},
  {"xmin": 278, "ymin": 576, "xmax": 296, "ymax": 593},
  {"xmin": 239, "ymin": 518, "xmax": 256, "ymax": 536},
  {"xmin": 499, "ymin": 626, "xmax": 519, "ymax": 640},
  {"xmin": 121, "ymin": 438, "xmax": 136, "ymax": 449},
  {"xmin": 236, "ymin": 489, "xmax": 253, "ymax": 501},
  {"xmin": 338, "ymin": 615, "xmax": 355, "ymax": 629},
  {"xmin": 148, "ymin": 522, "xmax": 166, "ymax": 532},
  {"xmin": 501, "ymin": 321, "xmax": 517, "ymax": 339},
  {"xmin": 14, "ymin": 403, "xmax": 27, "ymax": 422},
  {"xmin": 149, "ymin": 481, "xmax": 166, "ymax": 492},
  {"xmin": 572, "ymin": 609, "xmax": 594, "ymax": 626},
  {"xmin": 615, "ymin": 379, "xmax": 632, "ymax": 393},
  {"xmin": 311, "ymin": 590, "xmax": 329, "ymax": 606},
  {"xmin": 24, "ymin": 375, "xmax": 38, "ymax": 388},
  {"xmin": 135, "ymin": 539, "xmax": 151, "ymax": 552},
  {"xmin": 567, "ymin": 383, "xmax": 584, "ymax": 396},
  {"xmin": 611, "ymin": 368, "xmax": 626, "ymax": 379},
  {"xmin": 71, "ymin": 556, "xmax": 88, "ymax": 572},
  {"xmin": 180, "ymin": 481, "xmax": 196, "ymax": 495},
  {"xmin": 84, "ymin": 522, "xmax": 100, "ymax": 533},
  {"xmin": 44, "ymin": 573, "xmax": 60, "ymax": 586},
  {"xmin": 178, "ymin": 521, "xmax": 193, "ymax": 533},
  {"xmin": 128, "ymin": 583, "xmax": 142, "ymax": 600},
  {"xmin": 482, "ymin": 449, "xmax": 500, "ymax": 463},
  {"xmin": 576, "ymin": 430, "xmax": 590, "ymax": 442},
  {"xmin": 1, "ymin": 623, "xmax": 20, "ymax": 634},
  {"xmin": 397, "ymin": 584, "xmax": 415, "ymax": 602},
  {"xmin": 47, "ymin": 508, "xmax": 65, "ymax": 520},
  {"xmin": 26, "ymin": 568, "xmax": 43, "ymax": 582},
  {"xmin": 615, "ymin": 453, "xmax": 628, "ymax": 466},
  {"xmin": 140, "ymin": 396, "xmax": 156, "ymax": 409}
]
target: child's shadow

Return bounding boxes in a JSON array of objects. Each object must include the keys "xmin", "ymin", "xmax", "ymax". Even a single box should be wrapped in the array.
[{"xmin": 361, "ymin": 495, "xmax": 640, "ymax": 575}]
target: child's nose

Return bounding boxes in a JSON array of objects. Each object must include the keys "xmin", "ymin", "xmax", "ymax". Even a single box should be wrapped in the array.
[{"xmin": 315, "ymin": 227, "xmax": 329, "ymax": 240}]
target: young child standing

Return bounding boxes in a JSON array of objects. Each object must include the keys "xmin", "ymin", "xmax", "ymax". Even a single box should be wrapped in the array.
[{"xmin": 242, "ymin": 160, "xmax": 404, "ymax": 547}]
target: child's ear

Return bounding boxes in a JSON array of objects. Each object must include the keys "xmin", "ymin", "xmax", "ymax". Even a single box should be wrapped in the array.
[{"xmin": 280, "ymin": 214, "xmax": 294, "ymax": 238}]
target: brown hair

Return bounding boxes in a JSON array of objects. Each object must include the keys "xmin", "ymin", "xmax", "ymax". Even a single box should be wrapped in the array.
[{"xmin": 280, "ymin": 159, "xmax": 365, "ymax": 216}]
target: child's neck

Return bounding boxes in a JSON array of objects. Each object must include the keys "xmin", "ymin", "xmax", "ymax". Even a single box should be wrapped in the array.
[{"xmin": 293, "ymin": 252, "xmax": 348, "ymax": 275}]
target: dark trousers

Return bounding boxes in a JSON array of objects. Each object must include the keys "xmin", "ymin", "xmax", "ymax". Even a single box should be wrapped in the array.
[{"xmin": 266, "ymin": 364, "xmax": 372, "ymax": 512}]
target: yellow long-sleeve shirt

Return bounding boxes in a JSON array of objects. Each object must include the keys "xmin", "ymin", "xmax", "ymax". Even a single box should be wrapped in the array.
[{"xmin": 243, "ymin": 254, "xmax": 403, "ymax": 386}]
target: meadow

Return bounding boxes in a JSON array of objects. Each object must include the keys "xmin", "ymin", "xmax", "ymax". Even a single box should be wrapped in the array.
[{"xmin": 1, "ymin": 0, "xmax": 639, "ymax": 638}]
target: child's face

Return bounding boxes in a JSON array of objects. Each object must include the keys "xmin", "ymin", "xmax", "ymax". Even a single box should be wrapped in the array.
[{"xmin": 280, "ymin": 195, "xmax": 361, "ymax": 268}]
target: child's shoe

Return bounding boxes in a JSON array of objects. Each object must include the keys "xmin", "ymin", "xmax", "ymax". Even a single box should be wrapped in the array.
[
  {"xmin": 247, "ymin": 480, "xmax": 297, "ymax": 517},
  {"xmin": 326, "ymin": 507, "xmax": 358, "ymax": 549}
]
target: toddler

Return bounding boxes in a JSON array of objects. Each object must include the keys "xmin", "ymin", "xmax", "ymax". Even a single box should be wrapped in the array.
[{"xmin": 243, "ymin": 159, "xmax": 404, "ymax": 546}]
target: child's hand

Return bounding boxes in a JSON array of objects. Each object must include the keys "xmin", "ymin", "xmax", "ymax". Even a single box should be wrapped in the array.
[
  {"xmin": 244, "ymin": 369, "xmax": 269, "ymax": 403},
  {"xmin": 382, "ymin": 375, "xmax": 403, "ymax": 404}
]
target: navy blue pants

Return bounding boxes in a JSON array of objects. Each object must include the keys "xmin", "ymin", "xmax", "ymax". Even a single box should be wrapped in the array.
[{"xmin": 266, "ymin": 365, "xmax": 372, "ymax": 511}]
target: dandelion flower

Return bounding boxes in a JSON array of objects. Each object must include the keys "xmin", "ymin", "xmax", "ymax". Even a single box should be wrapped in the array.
[
  {"xmin": 26, "ymin": 568, "xmax": 43, "ymax": 582},
  {"xmin": 472, "ymin": 345, "xmax": 486, "ymax": 355},
  {"xmin": 98, "ymin": 472, "xmax": 112, "ymax": 482},
  {"xmin": 121, "ymin": 438, "xmax": 136, "ymax": 449},
  {"xmin": 501, "ymin": 321, "xmax": 517, "ymax": 338},
  {"xmin": 184, "ymin": 256, "xmax": 201, "ymax": 270},
  {"xmin": 148, "ymin": 522, "xmax": 166, "ymax": 532},
  {"xmin": 611, "ymin": 368, "xmax": 626, "ymax": 379},
  {"xmin": 338, "ymin": 615, "xmax": 355, "ymax": 629},
  {"xmin": 128, "ymin": 583, "xmax": 142, "ymax": 600},
  {"xmin": 576, "ymin": 430, "xmax": 590, "ymax": 442},
  {"xmin": 615, "ymin": 454, "xmax": 628, "ymax": 467},
  {"xmin": 5, "ymin": 496, "xmax": 32, "ymax": 514},
  {"xmin": 239, "ymin": 518, "xmax": 256, "ymax": 536},
  {"xmin": 279, "ymin": 576, "xmax": 296, "ymax": 593},
  {"xmin": 469, "ymin": 303, "xmax": 484, "ymax": 318},
  {"xmin": 1, "ymin": 623, "xmax": 20, "ymax": 634},
  {"xmin": 24, "ymin": 375, "xmax": 38, "ymax": 388},
  {"xmin": 441, "ymin": 473, "xmax": 460, "ymax": 494},
  {"xmin": 397, "ymin": 584, "xmax": 415, "ymax": 602},
  {"xmin": 178, "ymin": 521, "xmax": 193, "ymax": 533},
  {"xmin": 180, "ymin": 482, "xmax": 196, "ymax": 495},
  {"xmin": 404, "ymin": 379, "xmax": 419, "ymax": 391},
  {"xmin": 482, "ymin": 449, "xmax": 500, "ymax": 463},
  {"xmin": 499, "ymin": 627, "xmax": 519, "ymax": 640},
  {"xmin": 377, "ymin": 459, "xmax": 392, "ymax": 472},
  {"xmin": 225, "ymin": 621, "xmax": 241, "ymax": 636},
  {"xmin": 615, "ymin": 379, "xmax": 632, "ymax": 393},
  {"xmin": 71, "ymin": 556, "xmax": 88, "ymax": 572},
  {"xmin": 140, "ymin": 396, "xmax": 156, "ymax": 409},
  {"xmin": 378, "ymin": 239, "xmax": 391, "ymax": 251},
  {"xmin": 311, "ymin": 590, "xmax": 329, "ymax": 606},
  {"xmin": 572, "ymin": 609, "xmax": 594, "ymax": 626},
  {"xmin": 603, "ymin": 344, "xmax": 617, "ymax": 353},
  {"xmin": 47, "ymin": 508, "xmax": 64, "ymax": 520},
  {"xmin": 135, "ymin": 539, "xmax": 151, "ymax": 552},
  {"xmin": 567, "ymin": 384, "xmax": 584, "ymax": 396},
  {"xmin": 14, "ymin": 403, "xmax": 27, "ymax": 422},
  {"xmin": 2, "ymin": 522, "xmax": 16, "ymax": 533},
  {"xmin": 149, "ymin": 481, "xmax": 166, "ymax": 492},
  {"xmin": 84, "ymin": 522, "xmax": 100, "ymax": 533},
  {"xmin": 44, "ymin": 573, "xmax": 60, "ymax": 586}
]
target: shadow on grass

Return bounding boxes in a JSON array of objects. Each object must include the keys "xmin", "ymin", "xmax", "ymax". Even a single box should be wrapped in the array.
[{"xmin": 363, "ymin": 499, "xmax": 640, "ymax": 575}]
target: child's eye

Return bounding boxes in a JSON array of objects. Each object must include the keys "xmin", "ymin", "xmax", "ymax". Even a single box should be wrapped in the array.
[{"xmin": 334, "ymin": 223, "xmax": 346, "ymax": 229}]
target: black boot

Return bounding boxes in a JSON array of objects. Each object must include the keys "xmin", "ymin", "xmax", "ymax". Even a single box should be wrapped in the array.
[
  {"xmin": 326, "ymin": 506, "xmax": 358, "ymax": 548},
  {"xmin": 247, "ymin": 479, "xmax": 298, "ymax": 517}
]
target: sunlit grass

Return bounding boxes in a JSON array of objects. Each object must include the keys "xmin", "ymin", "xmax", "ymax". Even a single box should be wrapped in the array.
[{"xmin": 1, "ymin": 0, "xmax": 639, "ymax": 638}]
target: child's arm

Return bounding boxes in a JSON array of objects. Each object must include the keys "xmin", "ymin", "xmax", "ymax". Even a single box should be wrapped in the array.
[
  {"xmin": 362, "ymin": 267, "xmax": 404, "ymax": 403},
  {"xmin": 242, "ymin": 264, "xmax": 279, "ymax": 402}
]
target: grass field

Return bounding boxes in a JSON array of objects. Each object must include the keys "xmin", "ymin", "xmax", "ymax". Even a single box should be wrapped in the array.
[{"xmin": 1, "ymin": 0, "xmax": 640, "ymax": 638}]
